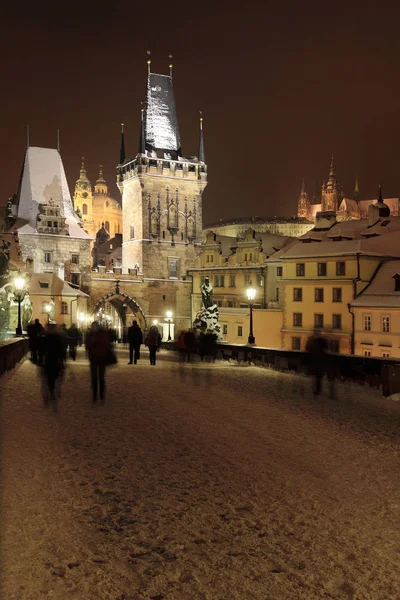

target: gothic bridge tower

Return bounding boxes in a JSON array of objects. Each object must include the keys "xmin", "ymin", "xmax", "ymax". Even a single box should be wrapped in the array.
[{"xmin": 117, "ymin": 58, "xmax": 207, "ymax": 278}]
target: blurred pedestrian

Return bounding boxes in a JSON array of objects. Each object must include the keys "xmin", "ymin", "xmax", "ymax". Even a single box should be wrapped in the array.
[
  {"xmin": 127, "ymin": 320, "xmax": 143, "ymax": 364},
  {"xmin": 177, "ymin": 331, "xmax": 186, "ymax": 362},
  {"xmin": 30, "ymin": 318, "xmax": 44, "ymax": 364},
  {"xmin": 184, "ymin": 328, "xmax": 196, "ymax": 362},
  {"xmin": 42, "ymin": 323, "xmax": 65, "ymax": 410},
  {"xmin": 145, "ymin": 325, "xmax": 161, "ymax": 365},
  {"xmin": 68, "ymin": 323, "xmax": 81, "ymax": 361},
  {"xmin": 85, "ymin": 322, "xmax": 110, "ymax": 404},
  {"xmin": 305, "ymin": 330, "xmax": 328, "ymax": 395},
  {"xmin": 59, "ymin": 323, "xmax": 68, "ymax": 361}
]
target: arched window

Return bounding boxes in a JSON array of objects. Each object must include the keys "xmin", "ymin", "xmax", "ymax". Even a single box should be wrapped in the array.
[
  {"xmin": 82, "ymin": 203, "xmax": 88, "ymax": 215},
  {"xmin": 105, "ymin": 221, "xmax": 110, "ymax": 232}
]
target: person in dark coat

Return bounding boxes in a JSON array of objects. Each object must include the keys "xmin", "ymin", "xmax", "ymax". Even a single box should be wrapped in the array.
[
  {"xmin": 127, "ymin": 320, "xmax": 143, "ymax": 364},
  {"xmin": 42, "ymin": 324, "xmax": 65, "ymax": 408},
  {"xmin": 31, "ymin": 318, "xmax": 45, "ymax": 365},
  {"xmin": 184, "ymin": 329, "xmax": 196, "ymax": 362},
  {"xmin": 305, "ymin": 330, "xmax": 328, "ymax": 395},
  {"xmin": 145, "ymin": 325, "xmax": 162, "ymax": 365},
  {"xmin": 59, "ymin": 323, "xmax": 69, "ymax": 361},
  {"xmin": 68, "ymin": 323, "xmax": 81, "ymax": 361},
  {"xmin": 85, "ymin": 322, "xmax": 110, "ymax": 403}
]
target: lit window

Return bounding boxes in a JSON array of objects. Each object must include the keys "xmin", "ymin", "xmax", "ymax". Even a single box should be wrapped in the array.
[
  {"xmin": 382, "ymin": 316, "xmax": 390, "ymax": 333},
  {"xmin": 169, "ymin": 259, "xmax": 178, "ymax": 278}
]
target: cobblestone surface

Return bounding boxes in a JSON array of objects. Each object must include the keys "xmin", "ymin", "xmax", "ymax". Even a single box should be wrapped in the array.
[{"xmin": 1, "ymin": 348, "xmax": 400, "ymax": 599}]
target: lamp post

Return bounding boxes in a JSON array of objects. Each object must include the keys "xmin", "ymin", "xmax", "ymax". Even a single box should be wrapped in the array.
[
  {"xmin": 166, "ymin": 310, "xmax": 173, "ymax": 341},
  {"xmin": 13, "ymin": 274, "xmax": 26, "ymax": 336},
  {"xmin": 246, "ymin": 286, "xmax": 256, "ymax": 345}
]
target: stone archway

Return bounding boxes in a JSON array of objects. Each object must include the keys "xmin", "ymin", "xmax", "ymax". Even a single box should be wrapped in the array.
[{"xmin": 93, "ymin": 291, "xmax": 146, "ymax": 331}]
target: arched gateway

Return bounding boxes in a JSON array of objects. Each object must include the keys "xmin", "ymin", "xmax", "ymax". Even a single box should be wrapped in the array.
[{"xmin": 92, "ymin": 290, "xmax": 146, "ymax": 331}]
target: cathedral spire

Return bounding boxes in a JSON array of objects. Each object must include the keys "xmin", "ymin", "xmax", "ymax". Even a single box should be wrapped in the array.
[
  {"xmin": 139, "ymin": 106, "xmax": 145, "ymax": 154},
  {"xmin": 301, "ymin": 177, "xmax": 306, "ymax": 194},
  {"xmin": 297, "ymin": 178, "xmax": 310, "ymax": 219},
  {"xmin": 327, "ymin": 154, "xmax": 336, "ymax": 186},
  {"xmin": 198, "ymin": 111, "xmax": 205, "ymax": 163},
  {"xmin": 80, "ymin": 156, "xmax": 88, "ymax": 180},
  {"xmin": 354, "ymin": 175, "xmax": 359, "ymax": 201},
  {"xmin": 120, "ymin": 123, "xmax": 126, "ymax": 164}
]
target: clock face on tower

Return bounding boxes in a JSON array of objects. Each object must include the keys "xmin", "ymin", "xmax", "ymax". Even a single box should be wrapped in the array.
[{"xmin": 82, "ymin": 192, "xmax": 88, "ymax": 199}]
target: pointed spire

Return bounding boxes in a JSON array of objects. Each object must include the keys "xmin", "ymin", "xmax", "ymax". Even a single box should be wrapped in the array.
[
  {"xmin": 80, "ymin": 156, "xmax": 86, "ymax": 179},
  {"xmin": 378, "ymin": 183, "xmax": 383, "ymax": 203},
  {"xmin": 139, "ymin": 105, "xmax": 146, "ymax": 154},
  {"xmin": 146, "ymin": 49, "xmax": 151, "ymax": 74},
  {"xmin": 169, "ymin": 54, "xmax": 173, "ymax": 77},
  {"xmin": 328, "ymin": 154, "xmax": 336, "ymax": 183},
  {"xmin": 301, "ymin": 177, "xmax": 306, "ymax": 194},
  {"xmin": 198, "ymin": 111, "xmax": 205, "ymax": 163},
  {"xmin": 354, "ymin": 174, "xmax": 359, "ymax": 200},
  {"xmin": 120, "ymin": 123, "xmax": 126, "ymax": 164}
]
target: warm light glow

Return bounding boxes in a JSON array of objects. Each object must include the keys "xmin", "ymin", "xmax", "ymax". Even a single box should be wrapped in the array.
[
  {"xmin": 153, "ymin": 319, "xmax": 158, "ymax": 325},
  {"xmin": 246, "ymin": 287, "xmax": 256, "ymax": 302},
  {"xmin": 166, "ymin": 310, "xmax": 173, "ymax": 320},
  {"xmin": 14, "ymin": 276, "xmax": 25, "ymax": 291},
  {"xmin": 78, "ymin": 312, "xmax": 85, "ymax": 322},
  {"xmin": 45, "ymin": 304, "xmax": 51, "ymax": 313}
]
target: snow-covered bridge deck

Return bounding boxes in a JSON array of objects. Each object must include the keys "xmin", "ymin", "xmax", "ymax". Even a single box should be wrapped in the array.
[{"xmin": 1, "ymin": 348, "xmax": 400, "ymax": 599}]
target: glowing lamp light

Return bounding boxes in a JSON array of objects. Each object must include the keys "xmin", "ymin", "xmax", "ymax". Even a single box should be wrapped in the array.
[
  {"xmin": 14, "ymin": 276, "xmax": 25, "ymax": 291},
  {"xmin": 246, "ymin": 287, "xmax": 256, "ymax": 302},
  {"xmin": 153, "ymin": 319, "xmax": 158, "ymax": 325},
  {"xmin": 78, "ymin": 312, "xmax": 85, "ymax": 323},
  {"xmin": 45, "ymin": 304, "xmax": 51, "ymax": 313},
  {"xmin": 166, "ymin": 310, "xmax": 173, "ymax": 320}
]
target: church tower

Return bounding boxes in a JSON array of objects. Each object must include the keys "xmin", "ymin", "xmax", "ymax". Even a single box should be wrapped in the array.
[
  {"xmin": 73, "ymin": 158, "xmax": 93, "ymax": 229},
  {"xmin": 94, "ymin": 165, "xmax": 108, "ymax": 195},
  {"xmin": 297, "ymin": 178, "xmax": 310, "ymax": 218},
  {"xmin": 117, "ymin": 59, "xmax": 207, "ymax": 278},
  {"xmin": 321, "ymin": 155, "xmax": 339, "ymax": 212}
]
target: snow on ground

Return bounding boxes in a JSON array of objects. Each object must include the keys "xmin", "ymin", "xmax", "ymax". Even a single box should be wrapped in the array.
[{"xmin": 1, "ymin": 348, "xmax": 400, "ymax": 600}]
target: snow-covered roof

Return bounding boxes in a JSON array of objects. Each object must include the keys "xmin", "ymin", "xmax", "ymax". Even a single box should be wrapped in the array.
[
  {"xmin": 255, "ymin": 232, "xmax": 293, "ymax": 256},
  {"xmin": 274, "ymin": 230, "xmax": 400, "ymax": 260},
  {"xmin": 351, "ymin": 261, "xmax": 400, "ymax": 308},
  {"xmin": 29, "ymin": 273, "xmax": 88, "ymax": 297},
  {"xmin": 15, "ymin": 147, "xmax": 90, "ymax": 240},
  {"xmin": 145, "ymin": 73, "xmax": 181, "ymax": 154}
]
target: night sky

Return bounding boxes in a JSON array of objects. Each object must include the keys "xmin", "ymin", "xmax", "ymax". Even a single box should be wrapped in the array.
[{"xmin": 2, "ymin": 1, "xmax": 400, "ymax": 223}]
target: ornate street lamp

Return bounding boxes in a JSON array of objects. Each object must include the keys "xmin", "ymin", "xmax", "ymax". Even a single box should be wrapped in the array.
[
  {"xmin": 166, "ymin": 310, "xmax": 173, "ymax": 341},
  {"xmin": 13, "ymin": 274, "xmax": 27, "ymax": 336},
  {"xmin": 246, "ymin": 286, "xmax": 256, "ymax": 345}
]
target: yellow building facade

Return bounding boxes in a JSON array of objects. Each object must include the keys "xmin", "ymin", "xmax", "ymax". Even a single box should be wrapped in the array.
[
  {"xmin": 352, "ymin": 261, "xmax": 400, "ymax": 358},
  {"xmin": 73, "ymin": 160, "xmax": 122, "ymax": 239}
]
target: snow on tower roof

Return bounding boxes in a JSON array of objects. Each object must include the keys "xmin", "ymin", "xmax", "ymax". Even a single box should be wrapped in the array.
[
  {"xmin": 145, "ymin": 73, "xmax": 181, "ymax": 155},
  {"xmin": 15, "ymin": 147, "xmax": 90, "ymax": 239}
]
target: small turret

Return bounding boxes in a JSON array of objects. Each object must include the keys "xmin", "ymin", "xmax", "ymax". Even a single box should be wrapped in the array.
[{"xmin": 368, "ymin": 184, "xmax": 390, "ymax": 225}]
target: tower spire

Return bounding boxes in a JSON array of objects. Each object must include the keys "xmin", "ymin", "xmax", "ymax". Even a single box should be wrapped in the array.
[
  {"xmin": 139, "ymin": 105, "xmax": 146, "ymax": 154},
  {"xmin": 328, "ymin": 154, "xmax": 336, "ymax": 184},
  {"xmin": 80, "ymin": 156, "xmax": 86, "ymax": 179},
  {"xmin": 146, "ymin": 49, "xmax": 151, "ymax": 74},
  {"xmin": 198, "ymin": 111, "xmax": 205, "ymax": 163},
  {"xmin": 120, "ymin": 123, "xmax": 126, "ymax": 164},
  {"xmin": 378, "ymin": 183, "xmax": 383, "ymax": 203},
  {"xmin": 354, "ymin": 174, "xmax": 359, "ymax": 201}
]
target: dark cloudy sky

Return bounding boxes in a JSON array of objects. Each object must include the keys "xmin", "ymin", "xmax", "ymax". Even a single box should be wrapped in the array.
[{"xmin": 1, "ymin": 1, "xmax": 400, "ymax": 223}]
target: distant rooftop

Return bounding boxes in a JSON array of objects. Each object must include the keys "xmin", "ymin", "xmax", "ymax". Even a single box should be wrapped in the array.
[{"xmin": 204, "ymin": 216, "xmax": 312, "ymax": 229}]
